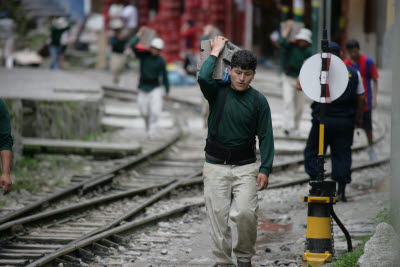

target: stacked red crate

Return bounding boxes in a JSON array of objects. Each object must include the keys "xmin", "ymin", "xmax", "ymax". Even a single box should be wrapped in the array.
[
  {"xmin": 137, "ymin": 0, "xmax": 150, "ymax": 27},
  {"xmin": 153, "ymin": 0, "xmax": 182, "ymax": 62},
  {"xmin": 209, "ymin": 1, "xmax": 226, "ymax": 33},
  {"xmin": 182, "ymin": 0, "xmax": 206, "ymax": 53}
]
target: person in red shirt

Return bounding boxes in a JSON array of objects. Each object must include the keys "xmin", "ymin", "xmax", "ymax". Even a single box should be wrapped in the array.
[
  {"xmin": 181, "ymin": 20, "xmax": 198, "ymax": 76},
  {"xmin": 345, "ymin": 40, "xmax": 379, "ymax": 161}
]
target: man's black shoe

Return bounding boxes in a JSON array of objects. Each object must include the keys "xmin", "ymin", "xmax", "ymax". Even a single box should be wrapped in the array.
[
  {"xmin": 237, "ymin": 261, "xmax": 252, "ymax": 267},
  {"xmin": 338, "ymin": 182, "xmax": 347, "ymax": 202}
]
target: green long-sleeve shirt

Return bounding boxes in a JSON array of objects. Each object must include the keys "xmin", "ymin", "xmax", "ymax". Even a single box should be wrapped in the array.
[
  {"xmin": 50, "ymin": 25, "xmax": 70, "ymax": 46},
  {"xmin": 130, "ymin": 36, "xmax": 170, "ymax": 94},
  {"xmin": 279, "ymin": 38, "xmax": 312, "ymax": 77},
  {"xmin": 110, "ymin": 36, "xmax": 129, "ymax": 54},
  {"xmin": 198, "ymin": 55, "xmax": 274, "ymax": 176},
  {"xmin": 0, "ymin": 99, "xmax": 13, "ymax": 151}
]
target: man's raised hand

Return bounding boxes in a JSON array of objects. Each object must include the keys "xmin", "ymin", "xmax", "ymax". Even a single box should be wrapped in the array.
[{"xmin": 210, "ymin": 36, "xmax": 228, "ymax": 57}]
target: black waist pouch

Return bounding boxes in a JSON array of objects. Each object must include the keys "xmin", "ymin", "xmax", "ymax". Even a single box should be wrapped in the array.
[
  {"xmin": 205, "ymin": 138, "xmax": 256, "ymax": 165},
  {"xmin": 140, "ymin": 77, "xmax": 160, "ymax": 86}
]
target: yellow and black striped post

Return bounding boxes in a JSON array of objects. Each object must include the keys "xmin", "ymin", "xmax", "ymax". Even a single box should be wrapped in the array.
[
  {"xmin": 302, "ymin": 3, "xmax": 338, "ymax": 265},
  {"xmin": 302, "ymin": 195, "xmax": 337, "ymax": 267}
]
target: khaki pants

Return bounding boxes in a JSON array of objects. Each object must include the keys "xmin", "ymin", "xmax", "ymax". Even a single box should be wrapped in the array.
[
  {"xmin": 138, "ymin": 87, "xmax": 163, "ymax": 137},
  {"xmin": 282, "ymin": 74, "xmax": 304, "ymax": 131},
  {"xmin": 203, "ymin": 162, "xmax": 259, "ymax": 266},
  {"xmin": 110, "ymin": 52, "xmax": 126, "ymax": 84}
]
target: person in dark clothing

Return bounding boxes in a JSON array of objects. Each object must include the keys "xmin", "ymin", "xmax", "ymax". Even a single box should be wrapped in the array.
[
  {"xmin": 109, "ymin": 18, "xmax": 129, "ymax": 84},
  {"xmin": 0, "ymin": 99, "xmax": 13, "ymax": 194},
  {"xmin": 49, "ymin": 17, "xmax": 70, "ymax": 70},
  {"xmin": 181, "ymin": 20, "xmax": 197, "ymax": 75},
  {"xmin": 304, "ymin": 42, "xmax": 365, "ymax": 202},
  {"xmin": 130, "ymin": 27, "xmax": 169, "ymax": 138},
  {"xmin": 345, "ymin": 39, "xmax": 379, "ymax": 161},
  {"xmin": 198, "ymin": 36, "xmax": 274, "ymax": 267},
  {"xmin": 279, "ymin": 20, "xmax": 312, "ymax": 136}
]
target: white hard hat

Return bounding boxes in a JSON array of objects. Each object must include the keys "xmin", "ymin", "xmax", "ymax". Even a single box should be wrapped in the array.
[
  {"xmin": 295, "ymin": 28, "xmax": 312, "ymax": 43},
  {"xmin": 54, "ymin": 17, "xmax": 68, "ymax": 29},
  {"xmin": 150, "ymin": 38, "xmax": 164, "ymax": 50},
  {"xmin": 109, "ymin": 18, "xmax": 123, "ymax": 30}
]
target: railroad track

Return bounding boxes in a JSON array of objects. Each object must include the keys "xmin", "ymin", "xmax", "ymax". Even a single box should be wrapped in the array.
[
  {"xmin": 0, "ymin": 86, "xmax": 390, "ymax": 266},
  {"xmin": 0, "ymin": 131, "xmax": 388, "ymax": 266}
]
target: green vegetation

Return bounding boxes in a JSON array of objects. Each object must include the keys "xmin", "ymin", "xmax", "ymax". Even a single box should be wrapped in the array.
[
  {"xmin": 331, "ymin": 202, "xmax": 395, "ymax": 267},
  {"xmin": 10, "ymin": 155, "xmax": 85, "ymax": 193},
  {"xmin": 79, "ymin": 130, "xmax": 113, "ymax": 142},
  {"xmin": 375, "ymin": 202, "xmax": 393, "ymax": 226},
  {"xmin": 28, "ymin": 34, "xmax": 49, "ymax": 50},
  {"xmin": 0, "ymin": 0, "xmax": 36, "ymax": 37},
  {"xmin": 331, "ymin": 244, "xmax": 365, "ymax": 267},
  {"xmin": 0, "ymin": 199, "xmax": 6, "ymax": 208}
]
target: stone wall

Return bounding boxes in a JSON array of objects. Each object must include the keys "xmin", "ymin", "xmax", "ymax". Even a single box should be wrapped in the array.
[
  {"xmin": 3, "ymin": 99, "xmax": 23, "ymax": 165},
  {"xmin": 22, "ymin": 99, "xmax": 103, "ymax": 139}
]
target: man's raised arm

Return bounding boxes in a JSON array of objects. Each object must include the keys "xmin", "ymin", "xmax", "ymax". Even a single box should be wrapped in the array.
[{"xmin": 197, "ymin": 36, "xmax": 228, "ymax": 101}]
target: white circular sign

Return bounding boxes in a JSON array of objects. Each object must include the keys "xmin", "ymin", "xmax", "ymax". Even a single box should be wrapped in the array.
[{"xmin": 299, "ymin": 53, "xmax": 349, "ymax": 103}]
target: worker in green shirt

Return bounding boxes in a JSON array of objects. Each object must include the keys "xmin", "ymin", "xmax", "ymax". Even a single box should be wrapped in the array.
[
  {"xmin": 130, "ymin": 27, "xmax": 169, "ymax": 139},
  {"xmin": 0, "ymin": 99, "xmax": 13, "ymax": 194},
  {"xmin": 49, "ymin": 17, "xmax": 70, "ymax": 70},
  {"xmin": 198, "ymin": 36, "xmax": 274, "ymax": 267},
  {"xmin": 279, "ymin": 20, "xmax": 312, "ymax": 136},
  {"xmin": 109, "ymin": 18, "xmax": 129, "ymax": 85}
]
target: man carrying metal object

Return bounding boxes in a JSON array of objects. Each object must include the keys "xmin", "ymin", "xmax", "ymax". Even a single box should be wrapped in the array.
[
  {"xmin": 279, "ymin": 20, "xmax": 312, "ymax": 136},
  {"xmin": 198, "ymin": 36, "xmax": 274, "ymax": 267}
]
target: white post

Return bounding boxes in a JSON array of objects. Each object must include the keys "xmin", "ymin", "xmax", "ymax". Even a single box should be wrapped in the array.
[
  {"xmin": 244, "ymin": 0, "xmax": 253, "ymax": 50},
  {"xmin": 84, "ymin": 0, "xmax": 91, "ymax": 15},
  {"xmin": 326, "ymin": 0, "xmax": 332, "ymax": 40},
  {"xmin": 391, "ymin": 0, "xmax": 400, "ymax": 230}
]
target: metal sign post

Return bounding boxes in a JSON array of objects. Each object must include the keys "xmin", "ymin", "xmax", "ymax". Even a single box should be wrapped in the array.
[{"xmin": 298, "ymin": 1, "xmax": 352, "ymax": 266}]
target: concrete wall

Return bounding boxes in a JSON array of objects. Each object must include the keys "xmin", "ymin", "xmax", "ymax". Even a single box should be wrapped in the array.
[
  {"xmin": 22, "ymin": 100, "xmax": 103, "ymax": 140},
  {"xmin": 347, "ymin": 0, "xmax": 378, "ymax": 62},
  {"xmin": 2, "ymin": 98, "xmax": 103, "ymax": 164}
]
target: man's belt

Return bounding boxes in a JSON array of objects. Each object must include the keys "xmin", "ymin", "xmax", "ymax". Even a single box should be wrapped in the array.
[
  {"xmin": 205, "ymin": 138, "xmax": 256, "ymax": 165},
  {"xmin": 139, "ymin": 77, "xmax": 159, "ymax": 86}
]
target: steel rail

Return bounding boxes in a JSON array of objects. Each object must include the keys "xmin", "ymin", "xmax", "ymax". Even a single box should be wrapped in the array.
[
  {"xmin": 0, "ymin": 170, "xmax": 202, "ymax": 233},
  {"xmin": 0, "ymin": 131, "xmax": 182, "ymax": 225},
  {"xmin": 25, "ymin": 156, "xmax": 389, "ymax": 266},
  {"xmin": 26, "ymin": 201, "xmax": 205, "ymax": 267}
]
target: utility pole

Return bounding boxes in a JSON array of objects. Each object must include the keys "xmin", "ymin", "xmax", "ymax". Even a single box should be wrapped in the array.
[
  {"xmin": 391, "ymin": 0, "xmax": 400, "ymax": 231},
  {"xmin": 244, "ymin": 0, "xmax": 253, "ymax": 50}
]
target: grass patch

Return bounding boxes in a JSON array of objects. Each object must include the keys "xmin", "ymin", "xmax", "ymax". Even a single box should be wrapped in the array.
[
  {"xmin": 11, "ymin": 155, "xmax": 86, "ymax": 193},
  {"xmin": 331, "ymin": 202, "xmax": 395, "ymax": 267},
  {"xmin": 331, "ymin": 244, "xmax": 365, "ymax": 267},
  {"xmin": 79, "ymin": 130, "xmax": 112, "ymax": 142},
  {"xmin": 375, "ymin": 207, "xmax": 393, "ymax": 226}
]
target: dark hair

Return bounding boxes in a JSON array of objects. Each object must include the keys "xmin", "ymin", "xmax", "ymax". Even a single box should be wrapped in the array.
[
  {"xmin": 187, "ymin": 20, "xmax": 194, "ymax": 26},
  {"xmin": 346, "ymin": 40, "xmax": 360, "ymax": 50},
  {"xmin": 328, "ymin": 42, "xmax": 340, "ymax": 57},
  {"xmin": 230, "ymin": 50, "xmax": 257, "ymax": 71}
]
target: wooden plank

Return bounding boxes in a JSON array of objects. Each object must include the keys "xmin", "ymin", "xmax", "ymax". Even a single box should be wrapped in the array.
[
  {"xmin": 2, "ymin": 243, "xmax": 62, "ymax": 250},
  {"xmin": 0, "ymin": 259, "xmax": 29, "ymax": 265},
  {"xmin": 0, "ymin": 252, "xmax": 43, "ymax": 259},
  {"xmin": 23, "ymin": 138, "xmax": 141, "ymax": 157},
  {"xmin": 92, "ymin": 242, "xmax": 109, "ymax": 254},
  {"xmin": 40, "ymin": 229, "xmax": 88, "ymax": 235},
  {"xmin": 0, "ymin": 248, "xmax": 54, "ymax": 254},
  {"xmin": 78, "ymin": 248, "xmax": 95, "ymax": 260},
  {"xmin": 99, "ymin": 238, "xmax": 119, "ymax": 249},
  {"xmin": 16, "ymin": 235, "xmax": 76, "ymax": 244}
]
